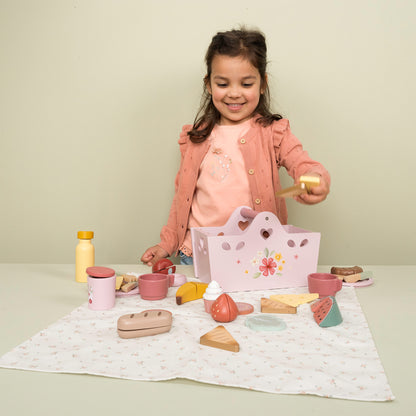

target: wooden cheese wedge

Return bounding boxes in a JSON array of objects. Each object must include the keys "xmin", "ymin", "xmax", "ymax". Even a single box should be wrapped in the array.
[
  {"xmin": 269, "ymin": 293, "xmax": 319, "ymax": 308},
  {"xmin": 115, "ymin": 275, "xmax": 124, "ymax": 290},
  {"xmin": 261, "ymin": 298, "xmax": 297, "ymax": 314},
  {"xmin": 200, "ymin": 325, "xmax": 239, "ymax": 352}
]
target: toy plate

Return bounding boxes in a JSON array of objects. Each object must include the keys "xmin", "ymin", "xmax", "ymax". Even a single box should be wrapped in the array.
[
  {"xmin": 343, "ymin": 278, "xmax": 374, "ymax": 288},
  {"xmin": 116, "ymin": 287, "xmax": 139, "ymax": 297}
]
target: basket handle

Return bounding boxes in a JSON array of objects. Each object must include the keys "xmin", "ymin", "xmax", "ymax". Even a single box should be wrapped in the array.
[{"xmin": 240, "ymin": 207, "xmax": 258, "ymax": 219}]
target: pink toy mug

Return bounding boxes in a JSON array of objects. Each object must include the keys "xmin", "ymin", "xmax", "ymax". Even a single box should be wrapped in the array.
[
  {"xmin": 86, "ymin": 266, "xmax": 116, "ymax": 310},
  {"xmin": 308, "ymin": 273, "xmax": 342, "ymax": 298},
  {"xmin": 138, "ymin": 273, "xmax": 171, "ymax": 300}
]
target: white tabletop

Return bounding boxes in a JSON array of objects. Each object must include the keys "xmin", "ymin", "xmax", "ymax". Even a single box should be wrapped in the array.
[{"xmin": 0, "ymin": 264, "xmax": 414, "ymax": 415}]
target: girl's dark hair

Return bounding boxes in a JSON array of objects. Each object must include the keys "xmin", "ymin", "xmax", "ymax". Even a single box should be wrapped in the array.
[{"xmin": 188, "ymin": 28, "xmax": 282, "ymax": 143}]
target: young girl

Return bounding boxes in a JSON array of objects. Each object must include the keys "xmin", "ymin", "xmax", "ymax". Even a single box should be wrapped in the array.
[{"xmin": 141, "ymin": 28, "xmax": 330, "ymax": 267}]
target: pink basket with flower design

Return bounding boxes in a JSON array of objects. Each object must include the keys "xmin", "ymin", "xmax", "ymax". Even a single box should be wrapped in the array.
[{"xmin": 191, "ymin": 206, "xmax": 320, "ymax": 292}]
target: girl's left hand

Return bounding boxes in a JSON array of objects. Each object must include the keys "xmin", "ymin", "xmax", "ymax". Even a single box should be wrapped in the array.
[{"xmin": 294, "ymin": 173, "xmax": 330, "ymax": 205}]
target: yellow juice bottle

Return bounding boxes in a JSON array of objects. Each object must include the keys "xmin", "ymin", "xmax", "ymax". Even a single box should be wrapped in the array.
[{"xmin": 75, "ymin": 231, "xmax": 95, "ymax": 282}]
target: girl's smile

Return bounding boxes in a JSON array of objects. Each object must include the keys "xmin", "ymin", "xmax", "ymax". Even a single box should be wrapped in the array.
[{"xmin": 207, "ymin": 55, "xmax": 264, "ymax": 126}]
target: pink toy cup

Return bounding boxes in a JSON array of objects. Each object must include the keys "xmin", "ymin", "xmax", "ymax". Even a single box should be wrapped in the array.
[
  {"xmin": 138, "ymin": 273, "xmax": 170, "ymax": 300},
  {"xmin": 86, "ymin": 266, "xmax": 116, "ymax": 310},
  {"xmin": 308, "ymin": 273, "xmax": 342, "ymax": 298}
]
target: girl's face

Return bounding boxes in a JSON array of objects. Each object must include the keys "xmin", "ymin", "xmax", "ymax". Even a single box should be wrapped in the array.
[{"xmin": 207, "ymin": 55, "xmax": 264, "ymax": 126}]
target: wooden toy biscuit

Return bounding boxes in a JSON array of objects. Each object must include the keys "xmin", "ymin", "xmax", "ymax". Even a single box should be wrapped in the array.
[
  {"xmin": 116, "ymin": 274, "xmax": 139, "ymax": 293},
  {"xmin": 120, "ymin": 281, "xmax": 138, "ymax": 292},
  {"xmin": 123, "ymin": 274, "xmax": 139, "ymax": 283}
]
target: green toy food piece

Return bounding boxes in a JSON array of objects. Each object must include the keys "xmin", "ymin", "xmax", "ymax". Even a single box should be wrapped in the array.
[{"xmin": 245, "ymin": 315, "xmax": 287, "ymax": 331}]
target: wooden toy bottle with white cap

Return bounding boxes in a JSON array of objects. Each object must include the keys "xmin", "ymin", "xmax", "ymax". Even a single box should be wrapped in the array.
[{"xmin": 75, "ymin": 231, "xmax": 95, "ymax": 282}]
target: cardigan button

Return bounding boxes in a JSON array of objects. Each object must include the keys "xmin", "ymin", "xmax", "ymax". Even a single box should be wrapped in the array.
[
  {"xmin": 255, "ymin": 198, "xmax": 261, "ymax": 205},
  {"xmin": 240, "ymin": 138, "xmax": 246, "ymax": 144},
  {"xmin": 248, "ymin": 169, "xmax": 255, "ymax": 175}
]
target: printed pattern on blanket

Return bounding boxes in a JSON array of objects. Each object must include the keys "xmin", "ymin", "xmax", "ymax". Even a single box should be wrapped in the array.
[{"xmin": 0, "ymin": 285, "xmax": 394, "ymax": 401}]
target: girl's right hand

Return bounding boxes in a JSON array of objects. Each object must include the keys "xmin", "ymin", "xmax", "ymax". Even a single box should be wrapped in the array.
[
  {"xmin": 294, "ymin": 173, "xmax": 330, "ymax": 205},
  {"xmin": 140, "ymin": 245, "xmax": 169, "ymax": 267}
]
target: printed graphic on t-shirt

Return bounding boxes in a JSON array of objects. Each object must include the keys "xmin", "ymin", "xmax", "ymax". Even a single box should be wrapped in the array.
[{"xmin": 208, "ymin": 150, "xmax": 232, "ymax": 182}]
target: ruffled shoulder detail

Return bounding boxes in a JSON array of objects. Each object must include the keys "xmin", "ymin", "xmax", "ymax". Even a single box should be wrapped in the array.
[
  {"xmin": 269, "ymin": 118, "xmax": 289, "ymax": 149},
  {"xmin": 272, "ymin": 118, "xmax": 290, "ymax": 134},
  {"xmin": 270, "ymin": 118, "xmax": 290, "ymax": 148},
  {"xmin": 178, "ymin": 124, "xmax": 193, "ymax": 144}
]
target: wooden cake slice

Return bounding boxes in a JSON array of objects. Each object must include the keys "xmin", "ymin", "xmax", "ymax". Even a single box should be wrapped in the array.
[
  {"xmin": 200, "ymin": 325, "xmax": 240, "ymax": 352},
  {"xmin": 260, "ymin": 297, "xmax": 297, "ymax": 314}
]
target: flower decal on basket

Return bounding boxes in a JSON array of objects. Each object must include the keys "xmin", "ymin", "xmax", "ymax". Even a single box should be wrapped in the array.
[
  {"xmin": 251, "ymin": 248, "xmax": 284, "ymax": 279},
  {"xmin": 260, "ymin": 258, "xmax": 276, "ymax": 276}
]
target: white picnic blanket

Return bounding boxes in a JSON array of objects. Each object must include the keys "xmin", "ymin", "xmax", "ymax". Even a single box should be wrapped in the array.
[{"xmin": 0, "ymin": 284, "xmax": 394, "ymax": 401}]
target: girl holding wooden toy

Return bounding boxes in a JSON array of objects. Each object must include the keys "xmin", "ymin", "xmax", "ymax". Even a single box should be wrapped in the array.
[{"xmin": 141, "ymin": 28, "xmax": 330, "ymax": 267}]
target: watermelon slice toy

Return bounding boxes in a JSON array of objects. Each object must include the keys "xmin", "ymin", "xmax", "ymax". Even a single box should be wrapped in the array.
[{"xmin": 311, "ymin": 296, "xmax": 342, "ymax": 327}]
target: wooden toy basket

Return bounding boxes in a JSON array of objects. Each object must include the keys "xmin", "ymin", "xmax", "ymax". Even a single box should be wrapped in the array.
[{"xmin": 191, "ymin": 206, "xmax": 321, "ymax": 292}]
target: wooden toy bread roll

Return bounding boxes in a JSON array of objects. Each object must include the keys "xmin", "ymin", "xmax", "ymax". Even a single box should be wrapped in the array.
[{"xmin": 117, "ymin": 310, "xmax": 172, "ymax": 338}]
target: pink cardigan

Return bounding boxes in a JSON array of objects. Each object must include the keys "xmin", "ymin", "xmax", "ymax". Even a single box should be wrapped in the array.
[{"xmin": 159, "ymin": 117, "xmax": 330, "ymax": 256}]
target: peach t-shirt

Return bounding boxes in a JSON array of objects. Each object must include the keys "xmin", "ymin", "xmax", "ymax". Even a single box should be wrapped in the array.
[{"xmin": 181, "ymin": 120, "xmax": 253, "ymax": 255}]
